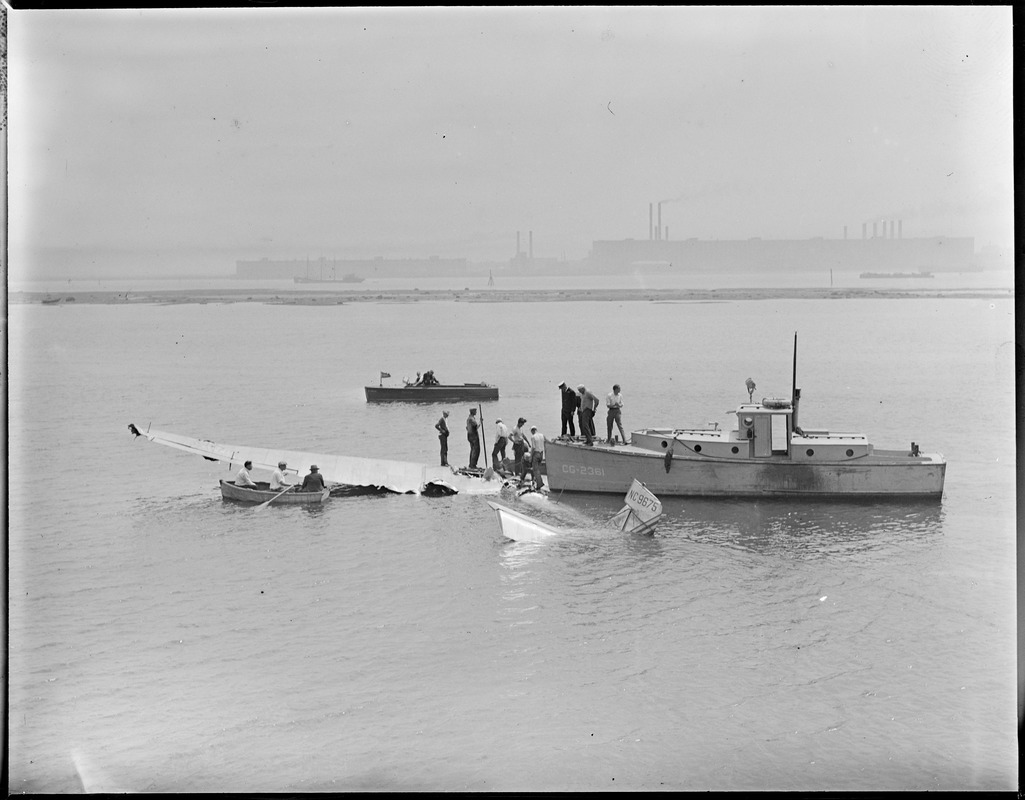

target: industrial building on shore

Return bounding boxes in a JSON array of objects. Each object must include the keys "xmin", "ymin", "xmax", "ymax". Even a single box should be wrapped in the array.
[
  {"xmin": 236, "ymin": 205, "xmax": 981, "ymax": 280},
  {"xmin": 583, "ymin": 203, "xmax": 977, "ymax": 274}
]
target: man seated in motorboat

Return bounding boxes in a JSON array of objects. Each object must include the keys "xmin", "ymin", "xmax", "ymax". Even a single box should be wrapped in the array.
[{"xmin": 421, "ymin": 370, "xmax": 439, "ymax": 386}]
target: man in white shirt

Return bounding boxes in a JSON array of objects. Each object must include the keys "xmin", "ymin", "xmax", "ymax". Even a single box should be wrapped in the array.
[
  {"xmin": 492, "ymin": 418, "xmax": 510, "ymax": 468},
  {"xmin": 236, "ymin": 460, "xmax": 258, "ymax": 487},
  {"xmin": 606, "ymin": 383, "xmax": 626, "ymax": 445},
  {"xmin": 529, "ymin": 426, "xmax": 546, "ymax": 490},
  {"xmin": 270, "ymin": 460, "xmax": 293, "ymax": 491}
]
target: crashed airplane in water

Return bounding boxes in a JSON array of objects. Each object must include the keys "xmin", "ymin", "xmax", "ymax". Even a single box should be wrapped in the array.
[
  {"xmin": 488, "ymin": 479, "xmax": 664, "ymax": 542},
  {"xmin": 127, "ymin": 424, "xmax": 504, "ymax": 496}
]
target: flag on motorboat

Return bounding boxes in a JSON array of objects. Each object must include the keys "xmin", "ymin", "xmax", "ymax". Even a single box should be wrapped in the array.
[{"xmin": 380, "ymin": 371, "xmax": 391, "ymax": 379}]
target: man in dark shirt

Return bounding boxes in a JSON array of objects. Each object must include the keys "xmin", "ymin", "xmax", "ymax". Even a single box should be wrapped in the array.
[
  {"xmin": 299, "ymin": 464, "xmax": 326, "ymax": 492},
  {"xmin": 558, "ymin": 381, "xmax": 579, "ymax": 437},
  {"xmin": 466, "ymin": 408, "xmax": 481, "ymax": 469},
  {"xmin": 435, "ymin": 410, "xmax": 450, "ymax": 466}
]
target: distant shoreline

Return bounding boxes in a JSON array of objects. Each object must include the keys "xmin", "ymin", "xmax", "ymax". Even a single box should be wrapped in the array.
[{"xmin": 9, "ymin": 286, "xmax": 1014, "ymax": 306}]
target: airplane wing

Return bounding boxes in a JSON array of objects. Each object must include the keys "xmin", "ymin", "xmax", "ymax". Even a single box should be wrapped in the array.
[{"xmin": 128, "ymin": 423, "xmax": 502, "ymax": 495}]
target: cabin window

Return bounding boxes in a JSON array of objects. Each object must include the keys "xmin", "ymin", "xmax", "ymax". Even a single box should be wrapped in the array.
[
  {"xmin": 731, "ymin": 446, "xmax": 739, "ymax": 454},
  {"xmin": 846, "ymin": 449, "xmax": 854, "ymax": 457},
  {"xmin": 806, "ymin": 449, "xmax": 814, "ymax": 457},
  {"xmin": 694, "ymin": 444, "xmax": 702, "ymax": 453},
  {"xmin": 770, "ymin": 415, "xmax": 789, "ymax": 453},
  {"xmin": 660, "ymin": 440, "xmax": 669, "ymax": 449}
]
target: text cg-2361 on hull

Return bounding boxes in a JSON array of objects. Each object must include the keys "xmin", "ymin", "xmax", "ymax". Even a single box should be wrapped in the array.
[{"xmin": 544, "ymin": 334, "xmax": 946, "ymax": 499}]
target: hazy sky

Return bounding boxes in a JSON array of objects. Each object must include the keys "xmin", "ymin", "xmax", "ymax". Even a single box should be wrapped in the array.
[{"xmin": 7, "ymin": 5, "xmax": 1014, "ymax": 271}]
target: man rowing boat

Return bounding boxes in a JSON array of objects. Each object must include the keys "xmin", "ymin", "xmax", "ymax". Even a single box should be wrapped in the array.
[{"xmin": 270, "ymin": 461, "xmax": 293, "ymax": 492}]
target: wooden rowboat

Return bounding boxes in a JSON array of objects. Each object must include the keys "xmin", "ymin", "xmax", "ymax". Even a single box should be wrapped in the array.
[{"xmin": 218, "ymin": 480, "xmax": 329, "ymax": 505}]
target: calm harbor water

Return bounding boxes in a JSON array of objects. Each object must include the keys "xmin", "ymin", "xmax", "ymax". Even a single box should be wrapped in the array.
[{"xmin": 7, "ymin": 292, "xmax": 1017, "ymax": 792}]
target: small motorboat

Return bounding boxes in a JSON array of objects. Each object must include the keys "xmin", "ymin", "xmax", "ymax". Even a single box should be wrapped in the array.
[{"xmin": 365, "ymin": 369, "xmax": 498, "ymax": 402}]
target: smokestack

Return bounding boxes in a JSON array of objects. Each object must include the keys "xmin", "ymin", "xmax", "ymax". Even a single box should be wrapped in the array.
[
  {"xmin": 898, "ymin": 219, "xmax": 903, "ymax": 239},
  {"xmin": 844, "ymin": 225, "xmax": 848, "ymax": 240},
  {"xmin": 889, "ymin": 220, "xmax": 894, "ymax": 239},
  {"xmin": 516, "ymin": 231, "xmax": 521, "ymax": 256},
  {"xmin": 658, "ymin": 203, "xmax": 662, "ymax": 241},
  {"xmin": 649, "ymin": 203, "xmax": 653, "ymax": 240},
  {"xmin": 872, "ymin": 221, "xmax": 877, "ymax": 238},
  {"xmin": 529, "ymin": 231, "xmax": 533, "ymax": 259}
]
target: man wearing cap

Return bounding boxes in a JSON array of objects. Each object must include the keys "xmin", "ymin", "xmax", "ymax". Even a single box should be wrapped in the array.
[
  {"xmin": 270, "ymin": 460, "xmax": 293, "ymax": 491},
  {"xmin": 466, "ymin": 408, "xmax": 481, "ymax": 469},
  {"xmin": 577, "ymin": 384, "xmax": 599, "ymax": 445},
  {"xmin": 492, "ymin": 418, "xmax": 509, "ymax": 469},
  {"xmin": 559, "ymin": 381, "xmax": 579, "ymax": 437},
  {"xmin": 510, "ymin": 417, "xmax": 528, "ymax": 474},
  {"xmin": 299, "ymin": 464, "xmax": 326, "ymax": 493}
]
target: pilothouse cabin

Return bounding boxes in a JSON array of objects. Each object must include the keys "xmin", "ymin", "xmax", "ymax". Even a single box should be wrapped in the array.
[
  {"xmin": 631, "ymin": 394, "xmax": 875, "ymax": 463},
  {"xmin": 736, "ymin": 399, "xmax": 793, "ymax": 457}
]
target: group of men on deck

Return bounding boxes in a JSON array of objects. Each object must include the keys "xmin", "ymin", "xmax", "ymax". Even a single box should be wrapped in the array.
[
  {"xmin": 559, "ymin": 381, "xmax": 625, "ymax": 447},
  {"xmin": 235, "ymin": 460, "xmax": 327, "ymax": 493},
  {"xmin": 434, "ymin": 408, "xmax": 545, "ymax": 490}
]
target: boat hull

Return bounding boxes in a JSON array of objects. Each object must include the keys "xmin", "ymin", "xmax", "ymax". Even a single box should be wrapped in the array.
[
  {"xmin": 364, "ymin": 384, "xmax": 499, "ymax": 402},
  {"xmin": 219, "ymin": 480, "xmax": 330, "ymax": 504},
  {"xmin": 544, "ymin": 440, "xmax": 945, "ymax": 498}
]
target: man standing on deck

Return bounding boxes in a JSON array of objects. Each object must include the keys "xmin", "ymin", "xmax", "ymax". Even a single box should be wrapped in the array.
[
  {"xmin": 492, "ymin": 418, "xmax": 509, "ymax": 468},
  {"xmin": 577, "ymin": 384, "xmax": 599, "ymax": 445},
  {"xmin": 529, "ymin": 426, "xmax": 546, "ymax": 490},
  {"xmin": 510, "ymin": 417, "xmax": 528, "ymax": 474},
  {"xmin": 435, "ymin": 410, "xmax": 450, "ymax": 466},
  {"xmin": 236, "ymin": 460, "xmax": 258, "ymax": 487},
  {"xmin": 559, "ymin": 381, "xmax": 579, "ymax": 437},
  {"xmin": 270, "ymin": 460, "xmax": 293, "ymax": 491},
  {"xmin": 606, "ymin": 384, "xmax": 626, "ymax": 445},
  {"xmin": 466, "ymin": 408, "xmax": 481, "ymax": 469}
]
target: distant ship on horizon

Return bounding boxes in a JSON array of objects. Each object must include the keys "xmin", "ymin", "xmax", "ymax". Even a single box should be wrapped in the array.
[
  {"xmin": 859, "ymin": 271, "xmax": 934, "ymax": 279},
  {"xmin": 293, "ymin": 273, "xmax": 365, "ymax": 284}
]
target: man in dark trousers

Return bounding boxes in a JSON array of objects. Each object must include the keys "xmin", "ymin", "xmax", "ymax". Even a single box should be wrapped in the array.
[
  {"xmin": 577, "ymin": 384, "xmax": 599, "ymax": 445},
  {"xmin": 558, "ymin": 381, "xmax": 579, "ymax": 437},
  {"xmin": 435, "ymin": 410, "xmax": 450, "ymax": 466},
  {"xmin": 578, "ymin": 385, "xmax": 598, "ymax": 447},
  {"xmin": 466, "ymin": 407, "xmax": 481, "ymax": 469}
]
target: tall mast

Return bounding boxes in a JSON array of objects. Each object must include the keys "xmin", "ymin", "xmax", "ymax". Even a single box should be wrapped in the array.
[
  {"xmin": 791, "ymin": 331, "xmax": 797, "ymax": 402},
  {"xmin": 791, "ymin": 332, "xmax": 800, "ymax": 433}
]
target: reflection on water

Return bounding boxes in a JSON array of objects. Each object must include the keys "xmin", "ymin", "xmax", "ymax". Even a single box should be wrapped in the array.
[{"xmin": 664, "ymin": 496, "xmax": 944, "ymax": 557}]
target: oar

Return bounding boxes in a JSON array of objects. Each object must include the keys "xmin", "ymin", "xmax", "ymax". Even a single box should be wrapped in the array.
[{"xmin": 254, "ymin": 484, "xmax": 294, "ymax": 511}]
